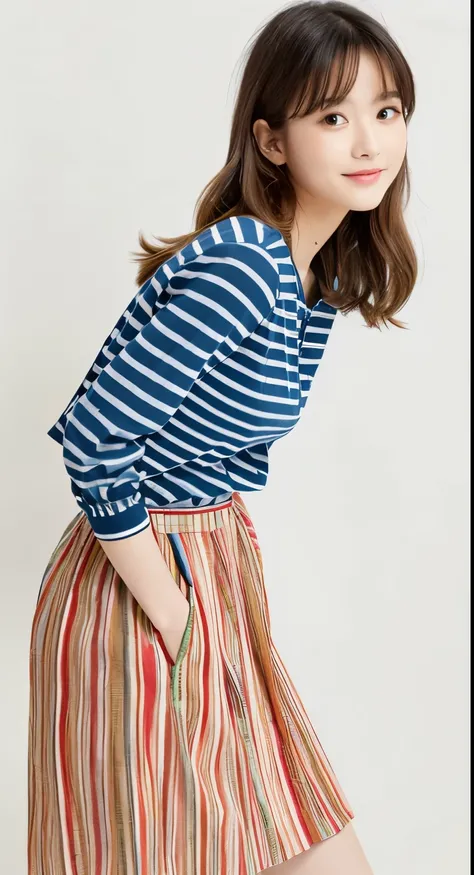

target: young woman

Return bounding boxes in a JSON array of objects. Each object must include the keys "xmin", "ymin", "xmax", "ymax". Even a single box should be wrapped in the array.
[{"xmin": 28, "ymin": 2, "xmax": 417, "ymax": 873}]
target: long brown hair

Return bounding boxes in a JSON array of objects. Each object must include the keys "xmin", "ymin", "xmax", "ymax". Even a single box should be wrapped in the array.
[{"xmin": 130, "ymin": 1, "xmax": 417, "ymax": 330}]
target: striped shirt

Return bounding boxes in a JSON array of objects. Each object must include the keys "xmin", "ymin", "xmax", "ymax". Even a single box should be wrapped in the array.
[{"xmin": 48, "ymin": 216, "xmax": 338, "ymax": 540}]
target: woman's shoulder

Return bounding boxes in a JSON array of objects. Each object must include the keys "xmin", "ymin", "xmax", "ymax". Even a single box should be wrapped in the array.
[
  {"xmin": 152, "ymin": 215, "xmax": 284, "ymax": 302},
  {"xmin": 179, "ymin": 214, "xmax": 284, "ymax": 266}
]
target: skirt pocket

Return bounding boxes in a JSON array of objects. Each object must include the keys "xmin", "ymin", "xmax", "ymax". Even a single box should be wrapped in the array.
[{"xmin": 170, "ymin": 582, "xmax": 195, "ymax": 678}]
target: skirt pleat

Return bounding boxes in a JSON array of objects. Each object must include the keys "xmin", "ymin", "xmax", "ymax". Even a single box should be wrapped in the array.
[{"xmin": 28, "ymin": 491, "xmax": 354, "ymax": 875}]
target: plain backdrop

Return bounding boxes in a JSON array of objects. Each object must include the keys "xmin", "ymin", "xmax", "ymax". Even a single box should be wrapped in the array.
[{"xmin": 0, "ymin": 1, "xmax": 470, "ymax": 873}]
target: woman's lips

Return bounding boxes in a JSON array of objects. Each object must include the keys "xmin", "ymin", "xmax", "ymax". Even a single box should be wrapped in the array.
[{"xmin": 342, "ymin": 170, "xmax": 383, "ymax": 184}]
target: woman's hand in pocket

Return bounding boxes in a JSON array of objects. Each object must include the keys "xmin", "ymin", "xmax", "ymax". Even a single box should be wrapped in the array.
[{"xmin": 159, "ymin": 590, "xmax": 191, "ymax": 665}]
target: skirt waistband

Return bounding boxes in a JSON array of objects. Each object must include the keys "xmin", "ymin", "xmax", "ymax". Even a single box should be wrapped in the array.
[{"xmin": 148, "ymin": 496, "xmax": 235, "ymax": 534}]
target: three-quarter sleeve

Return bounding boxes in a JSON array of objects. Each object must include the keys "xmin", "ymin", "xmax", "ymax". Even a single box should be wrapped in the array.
[{"xmin": 61, "ymin": 240, "xmax": 279, "ymax": 540}]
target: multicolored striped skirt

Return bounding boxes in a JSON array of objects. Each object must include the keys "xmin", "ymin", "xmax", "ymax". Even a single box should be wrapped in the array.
[{"xmin": 28, "ymin": 491, "xmax": 354, "ymax": 874}]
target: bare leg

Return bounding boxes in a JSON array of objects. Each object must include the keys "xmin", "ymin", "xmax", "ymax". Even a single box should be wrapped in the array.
[{"xmin": 260, "ymin": 822, "xmax": 374, "ymax": 875}]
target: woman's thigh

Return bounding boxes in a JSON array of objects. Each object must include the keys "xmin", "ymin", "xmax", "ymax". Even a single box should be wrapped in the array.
[{"xmin": 261, "ymin": 822, "xmax": 374, "ymax": 875}]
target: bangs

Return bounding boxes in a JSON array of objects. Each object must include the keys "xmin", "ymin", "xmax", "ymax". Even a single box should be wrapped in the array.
[{"xmin": 289, "ymin": 38, "xmax": 409, "ymax": 119}]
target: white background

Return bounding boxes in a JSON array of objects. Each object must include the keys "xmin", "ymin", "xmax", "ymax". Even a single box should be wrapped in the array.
[{"xmin": 0, "ymin": 1, "xmax": 470, "ymax": 872}]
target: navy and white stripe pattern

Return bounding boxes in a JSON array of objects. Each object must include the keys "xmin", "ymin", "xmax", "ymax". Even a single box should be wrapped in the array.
[{"xmin": 48, "ymin": 216, "xmax": 338, "ymax": 540}]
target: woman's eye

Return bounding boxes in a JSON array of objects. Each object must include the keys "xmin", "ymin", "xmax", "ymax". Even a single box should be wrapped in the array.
[
  {"xmin": 322, "ymin": 106, "xmax": 401, "ymax": 126},
  {"xmin": 323, "ymin": 113, "xmax": 345, "ymax": 126},
  {"xmin": 378, "ymin": 106, "xmax": 401, "ymax": 120}
]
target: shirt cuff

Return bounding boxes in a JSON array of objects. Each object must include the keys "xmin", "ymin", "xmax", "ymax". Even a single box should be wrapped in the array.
[{"xmin": 77, "ymin": 493, "xmax": 151, "ymax": 541}]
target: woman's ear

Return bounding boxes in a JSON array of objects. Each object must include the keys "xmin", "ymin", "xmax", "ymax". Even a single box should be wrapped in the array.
[{"xmin": 252, "ymin": 119, "xmax": 286, "ymax": 166}]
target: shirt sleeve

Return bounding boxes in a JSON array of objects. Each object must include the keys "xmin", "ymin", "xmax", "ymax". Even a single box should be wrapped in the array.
[{"xmin": 61, "ymin": 240, "xmax": 279, "ymax": 541}]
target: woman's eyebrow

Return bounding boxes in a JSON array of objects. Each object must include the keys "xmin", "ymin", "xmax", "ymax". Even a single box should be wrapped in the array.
[{"xmin": 321, "ymin": 89, "xmax": 402, "ymax": 109}]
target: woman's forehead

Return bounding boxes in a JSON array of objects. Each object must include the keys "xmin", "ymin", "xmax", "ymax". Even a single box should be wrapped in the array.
[{"xmin": 292, "ymin": 51, "xmax": 397, "ymax": 117}]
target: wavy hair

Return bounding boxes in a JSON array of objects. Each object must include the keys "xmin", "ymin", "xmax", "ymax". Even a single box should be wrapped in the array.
[{"xmin": 130, "ymin": 0, "xmax": 417, "ymax": 329}]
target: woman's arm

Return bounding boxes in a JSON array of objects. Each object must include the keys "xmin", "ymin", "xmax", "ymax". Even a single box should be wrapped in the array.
[
  {"xmin": 98, "ymin": 524, "xmax": 190, "ymax": 661},
  {"xmin": 59, "ymin": 240, "xmax": 279, "ymax": 543},
  {"xmin": 54, "ymin": 240, "xmax": 280, "ymax": 656}
]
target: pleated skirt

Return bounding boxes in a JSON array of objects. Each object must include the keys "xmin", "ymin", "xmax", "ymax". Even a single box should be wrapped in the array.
[{"xmin": 28, "ymin": 491, "xmax": 354, "ymax": 874}]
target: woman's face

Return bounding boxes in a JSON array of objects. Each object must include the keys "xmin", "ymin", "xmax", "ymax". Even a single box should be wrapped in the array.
[{"xmin": 257, "ymin": 50, "xmax": 408, "ymax": 213}]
